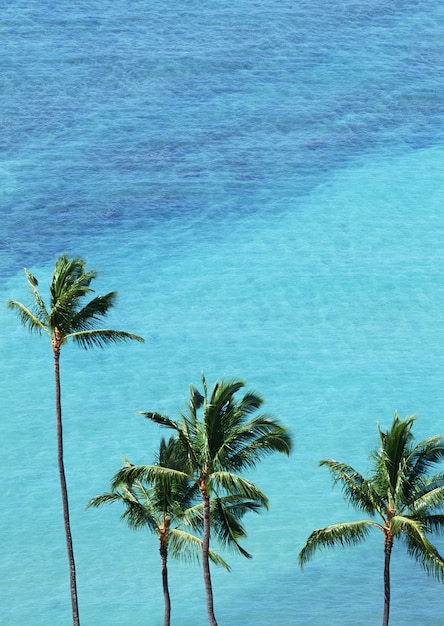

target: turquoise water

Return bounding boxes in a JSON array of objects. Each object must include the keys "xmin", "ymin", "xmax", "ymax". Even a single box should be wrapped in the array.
[{"xmin": 1, "ymin": 1, "xmax": 444, "ymax": 624}]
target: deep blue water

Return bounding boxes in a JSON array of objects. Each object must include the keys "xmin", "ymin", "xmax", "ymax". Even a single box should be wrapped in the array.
[{"xmin": 1, "ymin": 1, "xmax": 444, "ymax": 624}]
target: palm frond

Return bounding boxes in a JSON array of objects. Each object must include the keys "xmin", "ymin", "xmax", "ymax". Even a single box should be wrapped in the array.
[
  {"xmin": 167, "ymin": 529, "xmax": 205, "ymax": 562},
  {"xmin": 120, "ymin": 502, "xmax": 159, "ymax": 532},
  {"xmin": 6, "ymin": 300, "xmax": 49, "ymax": 335},
  {"xmin": 210, "ymin": 472, "xmax": 269, "ymax": 508},
  {"xmin": 70, "ymin": 292, "xmax": 118, "ymax": 331},
  {"xmin": 68, "ymin": 328, "xmax": 144, "ymax": 349},
  {"xmin": 388, "ymin": 439, "xmax": 444, "ymax": 507},
  {"xmin": 404, "ymin": 520, "xmax": 444, "ymax": 581},
  {"xmin": 189, "ymin": 384, "xmax": 205, "ymax": 418},
  {"xmin": 176, "ymin": 502, "xmax": 205, "ymax": 534},
  {"xmin": 111, "ymin": 463, "xmax": 188, "ymax": 491},
  {"xmin": 86, "ymin": 492, "xmax": 124, "ymax": 509},
  {"xmin": 405, "ymin": 514, "xmax": 444, "ymax": 536},
  {"xmin": 140, "ymin": 411, "xmax": 180, "ymax": 431},
  {"xmin": 24, "ymin": 268, "xmax": 50, "ymax": 320},
  {"xmin": 320, "ymin": 459, "xmax": 380, "ymax": 516},
  {"xmin": 207, "ymin": 547, "xmax": 231, "ymax": 570},
  {"xmin": 237, "ymin": 390, "xmax": 264, "ymax": 416},
  {"xmin": 86, "ymin": 490, "xmax": 159, "ymax": 532},
  {"xmin": 376, "ymin": 413, "xmax": 416, "ymax": 495},
  {"xmin": 209, "ymin": 495, "xmax": 261, "ymax": 558},
  {"xmin": 213, "ymin": 494, "xmax": 264, "ymax": 516},
  {"xmin": 421, "ymin": 514, "xmax": 444, "ymax": 534},
  {"xmin": 223, "ymin": 421, "xmax": 292, "ymax": 470},
  {"xmin": 207, "ymin": 378, "xmax": 246, "ymax": 419},
  {"xmin": 298, "ymin": 520, "xmax": 375, "ymax": 568},
  {"xmin": 406, "ymin": 437, "xmax": 444, "ymax": 486},
  {"xmin": 406, "ymin": 477, "xmax": 444, "ymax": 513},
  {"xmin": 389, "ymin": 514, "xmax": 420, "ymax": 537},
  {"xmin": 168, "ymin": 530, "xmax": 230, "ymax": 570}
]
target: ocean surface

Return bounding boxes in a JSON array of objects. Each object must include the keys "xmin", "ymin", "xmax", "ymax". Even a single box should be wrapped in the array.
[{"xmin": 1, "ymin": 1, "xmax": 444, "ymax": 624}]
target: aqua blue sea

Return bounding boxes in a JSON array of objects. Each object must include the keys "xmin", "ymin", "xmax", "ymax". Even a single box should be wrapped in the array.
[{"xmin": 1, "ymin": 1, "xmax": 444, "ymax": 624}]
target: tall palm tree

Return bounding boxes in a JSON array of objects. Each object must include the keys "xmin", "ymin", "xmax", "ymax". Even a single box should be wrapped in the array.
[
  {"xmin": 6, "ymin": 254, "xmax": 144, "ymax": 626},
  {"xmin": 117, "ymin": 373, "xmax": 292, "ymax": 626},
  {"xmin": 298, "ymin": 412, "xmax": 444, "ymax": 626},
  {"xmin": 87, "ymin": 437, "xmax": 228, "ymax": 626}
]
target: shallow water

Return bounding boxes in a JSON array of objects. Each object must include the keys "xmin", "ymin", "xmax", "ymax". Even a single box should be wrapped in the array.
[{"xmin": 1, "ymin": 1, "xmax": 444, "ymax": 624}]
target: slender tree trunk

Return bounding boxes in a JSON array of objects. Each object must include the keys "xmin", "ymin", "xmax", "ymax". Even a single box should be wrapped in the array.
[
  {"xmin": 160, "ymin": 542, "xmax": 171, "ymax": 626},
  {"xmin": 201, "ymin": 488, "xmax": 218, "ymax": 626},
  {"xmin": 382, "ymin": 531, "xmax": 393, "ymax": 626},
  {"xmin": 53, "ymin": 344, "xmax": 80, "ymax": 626}
]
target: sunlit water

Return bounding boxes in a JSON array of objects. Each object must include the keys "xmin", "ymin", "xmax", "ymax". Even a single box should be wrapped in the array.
[{"xmin": 1, "ymin": 1, "xmax": 444, "ymax": 624}]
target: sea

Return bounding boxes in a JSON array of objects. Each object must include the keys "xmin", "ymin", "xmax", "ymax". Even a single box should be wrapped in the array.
[{"xmin": 1, "ymin": 1, "xmax": 444, "ymax": 624}]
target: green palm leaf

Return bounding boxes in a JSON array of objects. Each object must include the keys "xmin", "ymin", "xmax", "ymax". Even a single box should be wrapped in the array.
[
  {"xmin": 406, "ymin": 437, "xmax": 444, "ymax": 484},
  {"xmin": 111, "ymin": 463, "xmax": 188, "ymax": 491},
  {"xmin": 70, "ymin": 292, "xmax": 118, "ymax": 330},
  {"xmin": 69, "ymin": 328, "xmax": 144, "ymax": 349},
  {"xmin": 406, "ymin": 477, "xmax": 444, "ymax": 512},
  {"xmin": 403, "ymin": 518, "xmax": 444, "ymax": 581},
  {"xmin": 6, "ymin": 300, "xmax": 49, "ymax": 335},
  {"xmin": 24, "ymin": 269, "xmax": 50, "ymax": 321},
  {"xmin": 298, "ymin": 520, "xmax": 374, "ymax": 568},
  {"xmin": 210, "ymin": 471, "xmax": 269, "ymax": 508},
  {"xmin": 210, "ymin": 495, "xmax": 262, "ymax": 558},
  {"xmin": 320, "ymin": 459, "xmax": 381, "ymax": 516},
  {"xmin": 168, "ymin": 529, "xmax": 230, "ymax": 569}
]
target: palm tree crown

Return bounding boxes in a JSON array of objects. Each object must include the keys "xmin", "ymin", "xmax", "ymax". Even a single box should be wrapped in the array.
[
  {"xmin": 89, "ymin": 437, "xmax": 198, "ymax": 541},
  {"xmin": 298, "ymin": 412, "xmax": 444, "ymax": 626},
  {"xmin": 141, "ymin": 374, "xmax": 292, "ymax": 497},
  {"xmin": 7, "ymin": 253, "xmax": 144, "ymax": 349}
]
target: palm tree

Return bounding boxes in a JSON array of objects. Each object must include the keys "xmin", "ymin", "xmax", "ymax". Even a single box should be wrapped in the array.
[
  {"xmin": 298, "ymin": 412, "xmax": 444, "ymax": 626},
  {"xmin": 87, "ymin": 436, "xmax": 259, "ymax": 626},
  {"xmin": 117, "ymin": 373, "xmax": 292, "ymax": 626},
  {"xmin": 6, "ymin": 254, "xmax": 144, "ymax": 626}
]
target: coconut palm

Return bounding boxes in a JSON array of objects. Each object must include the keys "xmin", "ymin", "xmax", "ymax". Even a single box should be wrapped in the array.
[
  {"xmin": 117, "ymin": 373, "xmax": 292, "ymax": 626},
  {"xmin": 88, "ymin": 436, "xmax": 262, "ymax": 626},
  {"xmin": 6, "ymin": 254, "xmax": 144, "ymax": 626},
  {"xmin": 298, "ymin": 412, "xmax": 444, "ymax": 626},
  {"xmin": 88, "ymin": 437, "xmax": 227, "ymax": 626}
]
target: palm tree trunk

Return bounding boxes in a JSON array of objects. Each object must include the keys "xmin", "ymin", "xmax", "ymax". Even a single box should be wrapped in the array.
[
  {"xmin": 201, "ymin": 488, "xmax": 218, "ymax": 626},
  {"xmin": 160, "ymin": 542, "xmax": 171, "ymax": 626},
  {"xmin": 382, "ymin": 531, "xmax": 393, "ymax": 626},
  {"xmin": 53, "ymin": 345, "xmax": 80, "ymax": 626}
]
